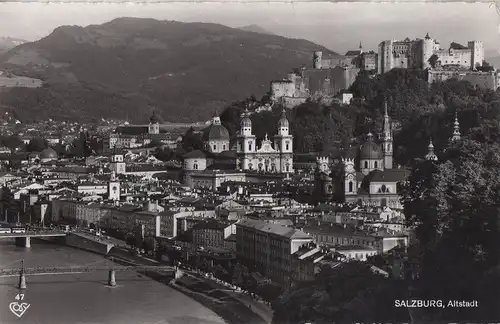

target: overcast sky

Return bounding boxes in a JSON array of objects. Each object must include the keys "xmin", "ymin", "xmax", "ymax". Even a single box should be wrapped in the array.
[{"xmin": 0, "ymin": 1, "xmax": 499, "ymax": 56}]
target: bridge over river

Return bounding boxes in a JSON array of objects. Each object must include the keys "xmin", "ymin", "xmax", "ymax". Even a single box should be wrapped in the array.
[
  {"xmin": 1, "ymin": 259, "xmax": 180, "ymax": 290},
  {"xmin": 0, "ymin": 231, "xmax": 68, "ymax": 247}
]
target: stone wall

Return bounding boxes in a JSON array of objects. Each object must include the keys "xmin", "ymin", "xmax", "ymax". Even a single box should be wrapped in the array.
[{"xmin": 65, "ymin": 233, "xmax": 114, "ymax": 255}]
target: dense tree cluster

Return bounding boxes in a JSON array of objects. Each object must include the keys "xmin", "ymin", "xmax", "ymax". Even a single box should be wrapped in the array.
[
  {"xmin": 400, "ymin": 138, "xmax": 500, "ymax": 321},
  {"xmin": 266, "ymin": 69, "xmax": 500, "ymax": 322},
  {"xmin": 272, "ymin": 262, "xmax": 409, "ymax": 323}
]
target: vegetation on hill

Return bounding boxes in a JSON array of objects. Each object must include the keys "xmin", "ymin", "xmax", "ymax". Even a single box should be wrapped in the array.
[
  {"xmin": 272, "ymin": 262, "xmax": 409, "ymax": 323},
  {"xmin": 0, "ymin": 18, "xmax": 338, "ymax": 123},
  {"xmin": 219, "ymin": 68, "xmax": 500, "ymax": 165},
  {"xmin": 216, "ymin": 68, "xmax": 500, "ymax": 322}
]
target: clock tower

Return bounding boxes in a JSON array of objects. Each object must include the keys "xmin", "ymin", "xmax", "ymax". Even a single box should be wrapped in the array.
[
  {"xmin": 343, "ymin": 158, "xmax": 357, "ymax": 196},
  {"xmin": 108, "ymin": 171, "xmax": 120, "ymax": 201}
]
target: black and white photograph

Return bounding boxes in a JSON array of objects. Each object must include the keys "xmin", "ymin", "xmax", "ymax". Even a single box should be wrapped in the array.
[{"xmin": 0, "ymin": 1, "xmax": 499, "ymax": 323}]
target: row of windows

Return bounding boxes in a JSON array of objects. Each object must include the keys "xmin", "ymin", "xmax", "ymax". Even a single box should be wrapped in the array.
[{"xmin": 212, "ymin": 144, "xmax": 227, "ymax": 151}]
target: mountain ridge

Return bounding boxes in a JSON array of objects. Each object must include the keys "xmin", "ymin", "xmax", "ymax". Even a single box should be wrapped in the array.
[
  {"xmin": 238, "ymin": 24, "xmax": 275, "ymax": 35},
  {"xmin": 0, "ymin": 17, "xmax": 339, "ymax": 123}
]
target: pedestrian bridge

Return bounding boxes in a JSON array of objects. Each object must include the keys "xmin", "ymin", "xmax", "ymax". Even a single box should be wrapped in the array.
[
  {"xmin": 0, "ymin": 264, "xmax": 175, "ymax": 276},
  {"xmin": 2, "ymin": 259, "xmax": 182, "ymax": 289}
]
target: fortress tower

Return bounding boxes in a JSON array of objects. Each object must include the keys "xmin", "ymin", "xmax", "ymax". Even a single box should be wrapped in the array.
[
  {"xmin": 468, "ymin": 40, "xmax": 484, "ymax": 70},
  {"xmin": 422, "ymin": 33, "xmax": 435, "ymax": 70},
  {"xmin": 313, "ymin": 51, "xmax": 322, "ymax": 69}
]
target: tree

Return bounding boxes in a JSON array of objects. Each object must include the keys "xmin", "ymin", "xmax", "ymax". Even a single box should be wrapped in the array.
[
  {"xmin": 272, "ymin": 262, "xmax": 409, "ymax": 324},
  {"xmin": 147, "ymin": 138, "xmax": 163, "ymax": 148},
  {"xmin": 400, "ymin": 138, "xmax": 500, "ymax": 321},
  {"xmin": 477, "ymin": 60, "xmax": 495, "ymax": 72},
  {"xmin": 0, "ymin": 186, "xmax": 16, "ymax": 222},
  {"xmin": 26, "ymin": 137, "xmax": 48, "ymax": 152},
  {"xmin": 2, "ymin": 134, "xmax": 22, "ymax": 153},
  {"xmin": 231, "ymin": 263, "xmax": 248, "ymax": 287},
  {"xmin": 154, "ymin": 147, "xmax": 173, "ymax": 161},
  {"xmin": 181, "ymin": 127, "xmax": 204, "ymax": 152},
  {"xmin": 213, "ymin": 264, "xmax": 230, "ymax": 282},
  {"xmin": 428, "ymin": 54, "xmax": 439, "ymax": 69}
]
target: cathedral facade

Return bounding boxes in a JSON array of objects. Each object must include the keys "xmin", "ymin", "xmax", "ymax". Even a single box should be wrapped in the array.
[{"xmin": 236, "ymin": 108, "xmax": 294, "ymax": 173}]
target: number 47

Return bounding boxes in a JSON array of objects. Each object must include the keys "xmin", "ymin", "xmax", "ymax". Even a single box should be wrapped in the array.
[{"xmin": 15, "ymin": 294, "xmax": 24, "ymax": 301}]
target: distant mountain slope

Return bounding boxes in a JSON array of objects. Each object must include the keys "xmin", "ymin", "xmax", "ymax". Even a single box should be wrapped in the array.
[
  {"xmin": 238, "ymin": 25, "xmax": 275, "ymax": 35},
  {"xmin": 0, "ymin": 37, "xmax": 28, "ymax": 54},
  {"xmin": 0, "ymin": 17, "xmax": 339, "ymax": 123}
]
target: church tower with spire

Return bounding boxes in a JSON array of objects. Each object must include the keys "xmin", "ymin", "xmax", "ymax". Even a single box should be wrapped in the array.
[
  {"xmin": 451, "ymin": 112, "xmax": 461, "ymax": 142},
  {"xmin": 425, "ymin": 138, "xmax": 438, "ymax": 161},
  {"xmin": 382, "ymin": 101, "xmax": 393, "ymax": 169},
  {"xmin": 236, "ymin": 106, "xmax": 256, "ymax": 170},
  {"xmin": 274, "ymin": 108, "xmax": 294, "ymax": 173},
  {"xmin": 148, "ymin": 110, "xmax": 160, "ymax": 135}
]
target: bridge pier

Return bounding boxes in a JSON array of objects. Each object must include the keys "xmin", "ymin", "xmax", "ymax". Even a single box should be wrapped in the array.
[
  {"xmin": 14, "ymin": 237, "xmax": 31, "ymax": 248},
  {"xmin": 108, "ymin": 270, "xmax": 116, "ymax": 287},
  {"xmin": 18, "ymin": 271, "xmax": 27, "ymax": 289}
]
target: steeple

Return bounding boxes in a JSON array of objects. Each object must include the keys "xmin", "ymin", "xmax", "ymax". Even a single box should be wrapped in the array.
[
  {"xmin": 240, "ymin": 104, "xmax": 252, "ymax": 136},
  {"xmin": 451, "ymin": 112, "xmax": 461, "ymax": 142},
  {"xmin": 359, "ymin": 41, "xmax": 363, "ymax": 54},
  {"xmin": 425, "ymin": 32, "xmax": 430, "ymax": 40},
  {"xmin": 425, "ymin": 138, "xmax": 438, "ymax": 161},
  {"xmin": 211, "ymin": 109, "xmax": 221, "ymax": 125},
  {"xmin": 382, "ymin": 99, "xmax": 393, "ymax": 169}
]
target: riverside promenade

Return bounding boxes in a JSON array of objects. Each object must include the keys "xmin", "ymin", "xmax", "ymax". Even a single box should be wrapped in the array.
[{"xmin": 58, "ymin": 233, "xmax": 272, "ymax": 324}]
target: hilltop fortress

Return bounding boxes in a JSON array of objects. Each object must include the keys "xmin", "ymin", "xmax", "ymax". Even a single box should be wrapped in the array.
[
  {"xmin": 269, "ymin": 45, "xmax": 368, "ymax": 108},
  {"xmin": 378, "ymin": 33, "xmax": 484, "ymax": 73},
  {"xmin": 270, "ymin": 34, "xmax": 494, "ymax": 108}
]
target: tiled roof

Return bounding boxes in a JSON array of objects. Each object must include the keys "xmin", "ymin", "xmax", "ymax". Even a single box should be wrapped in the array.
[
  {"xmin": 183, "ymin": 150, "xmax": 207, "ymax": 159},
  {"xmin": 237, "ymin": 218, "xmax": 312, "ymax": 240},
  {"xmin": 363, "ymin": 168, "xmax": 409, "ymax": 183},
  {"xmin": 345, "ymin": 50, "xmax": 362, "ymax": 56}
]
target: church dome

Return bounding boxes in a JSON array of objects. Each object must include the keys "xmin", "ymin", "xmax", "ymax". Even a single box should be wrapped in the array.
[
  {"xmin": 359, "ymin": 133, "xmax": 382, "ymax": 160},
  {"xmin": 202, "ymin": 124, "xmax": 230, "ymax": 141},
  {"xmin": 278, "ymin": 109, "xmax": 289, "ymax": 128},
  {"xmin": 149, "ymin": 111, "xmax": 162, "ymax": 124},
  {"xmin": 40, "ymin": 147, "xmax": 58, "ymax": 160},
  {"xmin": 241, "ymin": 116, "xmax": 252, "ymax": 128}
]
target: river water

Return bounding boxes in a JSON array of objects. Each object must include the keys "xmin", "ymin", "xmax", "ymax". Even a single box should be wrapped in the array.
[{"xmin": 0, "ymin": 239, "xmax": 226, "ymax": 324}]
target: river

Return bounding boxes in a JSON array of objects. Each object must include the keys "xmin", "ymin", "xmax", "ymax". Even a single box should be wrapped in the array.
[{"xmin": 0, "ymin": 239, "xmax": 226, "ymax": 324}]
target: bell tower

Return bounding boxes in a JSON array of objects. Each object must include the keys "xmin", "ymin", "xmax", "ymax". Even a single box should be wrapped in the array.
[
  {"xmin": 236, "ymin": 107, "xmax": 256, "ymax": 170},
  {"xmin": 382, "ymin": 101, "xmax": 393, "ymax": 169},
  {"xmin": 343, "ymin": 158, "xmax": 357, "ymax": 196},
  {"xmin": 274, "ymin": 108, "xmax": 293, "ymax": 173},
  {"xmin": 451, "ymin": 112, "xmax": 461, "ymax": 142},
  {"xmin": 108, "ymin": 171, "xmax": 121, "ymax": 201},
  {"xmin": 148, "ymin": 110, "xmax": 160, "ymax": 135}
]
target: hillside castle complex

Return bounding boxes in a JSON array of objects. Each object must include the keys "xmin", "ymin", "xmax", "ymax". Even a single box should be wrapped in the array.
[
  {"xmin": 378, "ymin": 33, "xmax": 484, "ymax": 73},
  {"xmin": 270, "ymin": 34, "xmax": 496, "ymax": 108}
]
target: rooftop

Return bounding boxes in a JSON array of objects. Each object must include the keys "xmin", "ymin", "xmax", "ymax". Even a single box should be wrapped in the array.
[{"xmin": 237, "ymin": 218, "xmax": 312, "ymax": 240}]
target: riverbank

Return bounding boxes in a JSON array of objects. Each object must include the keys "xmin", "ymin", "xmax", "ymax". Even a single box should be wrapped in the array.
[
  {"xmin": 107, "ymin": 250, "xmax": 269, "ymax": 324},
  {"xmin": 46, "ymin": 235, "xmax": 271, "ymax": 324}
]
